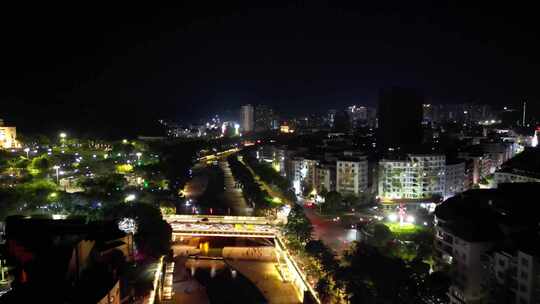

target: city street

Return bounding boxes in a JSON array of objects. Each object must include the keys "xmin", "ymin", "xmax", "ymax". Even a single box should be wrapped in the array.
[
  {"xmin": 181, "ymin": 156, "xmax": 251, "ymax": 216},
  {"xmin": 302, "ymin": 205, "xmax": 358, "ymax": 255}
]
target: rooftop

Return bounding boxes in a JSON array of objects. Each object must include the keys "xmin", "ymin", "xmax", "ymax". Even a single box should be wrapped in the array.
[
  {"xmin": 498, "ymin": 147, "xmax": 540, "ymax": 178},
  {"xmin": 435, "ymin": 184, "xmax": 540, "ymax": 242},
  {"xmin": 337, "ymin": 156, "xmax": 367, "ymax": 162}
]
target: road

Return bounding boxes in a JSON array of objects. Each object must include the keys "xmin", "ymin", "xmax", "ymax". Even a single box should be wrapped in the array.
[
  {"xmin": 181, "ymin": 156, "xmax": 251, "ymax": 216},
  {"xmin": 302, "ymin": 205, "xmax": 358, "ymax": 255}
]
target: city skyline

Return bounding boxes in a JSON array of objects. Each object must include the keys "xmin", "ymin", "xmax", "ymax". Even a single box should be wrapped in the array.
[
  {"xmin": 3, "ymin": 3, "xmax": 540, "ymax": 304},
  {"xmin": 2, "ymin": 3, "xmax": 540, "ymax": 135}
]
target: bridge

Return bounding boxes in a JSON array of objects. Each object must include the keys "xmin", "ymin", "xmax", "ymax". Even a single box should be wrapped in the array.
[
  {"xmin": 163, "ymin": 214, "xmax": 321, "ymax": 304},
  {"xmin": 164, "ymin": 215, "xmax": 276, "ymax": 238},
  {"xmin": 164, "ymin": 215, "xmax": 321, "ymax": 304}
]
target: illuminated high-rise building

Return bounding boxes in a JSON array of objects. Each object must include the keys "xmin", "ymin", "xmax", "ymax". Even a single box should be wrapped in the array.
[{"xmin": 240, "ymin": 104, "xmax": 254, "ymax": 133}]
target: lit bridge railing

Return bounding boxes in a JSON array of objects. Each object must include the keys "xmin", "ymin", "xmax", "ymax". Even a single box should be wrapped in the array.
[
  {"xmin": 165, "ymin": 214, "xmax": 272, "ymax": 225},
  {"xmin": 172, "ymin": 229, "xmax": 276, "ymax": 238},
  {"xmin": 166, "ymin": 215, "xmax": 277, "ymax": 238},
  {"xmin": 169, "ymin": 222, "xmax": 276, "ymax": 238}
]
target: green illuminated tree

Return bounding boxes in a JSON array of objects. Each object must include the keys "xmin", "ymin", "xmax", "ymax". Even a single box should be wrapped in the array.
[
  {"xmin": 30, "ymin": 155, "xmax": 50, "ymax": 172},
  {"xmin": 284, "ymin": 204, "xmax": 313, "ymax": 244}
]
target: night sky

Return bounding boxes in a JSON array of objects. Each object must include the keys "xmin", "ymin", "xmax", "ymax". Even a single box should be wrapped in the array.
[{"xmin": 2, "ymin": 2, "xmax": 539, "ymax": 136}]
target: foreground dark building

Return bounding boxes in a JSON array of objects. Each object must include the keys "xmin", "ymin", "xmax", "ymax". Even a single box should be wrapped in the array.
[
  {"xmin": 434, "ymin": 184, "xmax": 540, "ymax": 304},
  {"xmin": 2, "ymin": 217, "xmax": 133, "ymax": 303}
]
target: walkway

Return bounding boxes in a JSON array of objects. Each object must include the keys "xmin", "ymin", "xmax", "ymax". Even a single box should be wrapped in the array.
[
  {"xmin": 226, "ymin": 260, "xmax": 302, "ymax": 304},
  {"xmin": 169, "ymin": 253, "xmax": 210, "ymax": 304}
]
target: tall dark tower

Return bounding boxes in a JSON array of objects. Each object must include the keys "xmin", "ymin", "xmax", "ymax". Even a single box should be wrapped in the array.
[{"xmin": 377, "ymin": 87, "xmax": 423, "ymax": 153}]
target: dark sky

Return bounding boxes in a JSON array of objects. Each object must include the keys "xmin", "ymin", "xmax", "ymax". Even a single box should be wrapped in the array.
[{"xmin": 2, "ymin": 2, "xmax": 539, "ymax": 135}]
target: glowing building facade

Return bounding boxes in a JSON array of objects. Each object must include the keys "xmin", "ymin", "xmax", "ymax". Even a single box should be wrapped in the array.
[
  {"xmin": 336, "ymin": 156, "xmax": 368, "ymax": 196},
  {"xmin": 0, "ymin": 119, "xmax": 20, "ymax": 149},
  {"xmin": 240, "ymin": 104, "xmax": 254, "ymax": 133},
  {"xmin": 378, "ymin": 154, "xmax": 446, "ymax": 200}
]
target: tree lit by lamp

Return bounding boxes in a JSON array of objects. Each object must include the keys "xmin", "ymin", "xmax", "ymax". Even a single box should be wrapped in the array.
[{"xmin": 118, "ymin": 217, "xmax": 138, "ymax": 234}]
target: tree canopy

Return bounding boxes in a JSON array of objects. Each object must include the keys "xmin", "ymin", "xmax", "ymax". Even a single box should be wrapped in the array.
[{"xmin": 284, "ymin": 204, "xmax": 313, "ymax": 244}]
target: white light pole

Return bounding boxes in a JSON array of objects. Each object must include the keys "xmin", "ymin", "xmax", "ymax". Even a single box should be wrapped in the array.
[
  {"xmin": 59, "ymin": 132, "xmax": 67, "ymax": 147},
  {"xmin": 53, "ymin": 165, "xmax": 60, "ymax": 184},
  {"xmin": 24, "ymin": 147, "xmax": 30, "ymax": 158},
  {"xmin": 136, "ymin": 152, "xmax": 142, "ymax": 162}
]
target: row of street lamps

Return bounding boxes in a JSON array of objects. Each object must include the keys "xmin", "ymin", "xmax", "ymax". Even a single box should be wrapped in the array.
[
  {"xmin": 23, "ymin": 132, "xmax": 67, "ymax": 159},
  {"xmin": 21, "ymin": 131, "xmax": 145, "ymax": 186}
]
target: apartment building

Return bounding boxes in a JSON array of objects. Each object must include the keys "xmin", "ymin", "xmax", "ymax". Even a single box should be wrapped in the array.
[{"xmin": 379, "ymin": 154, "xmax": 446, "ymax": 200}]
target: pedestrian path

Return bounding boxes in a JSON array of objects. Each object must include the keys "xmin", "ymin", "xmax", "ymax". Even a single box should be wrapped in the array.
[
  {"xmin": 168, "ymin": 253, "xmax": 210, "ymax": 304},
  {"xmin": 226, "ymin": 260, "xmax": 301, "ymax": 304}
]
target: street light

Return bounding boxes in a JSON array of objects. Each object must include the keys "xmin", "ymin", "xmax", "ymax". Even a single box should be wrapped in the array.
[
  {"xmin": 136, "ymin": 152, "xmax": 142, "ymax": 161},
  {"xmin": 388, "ymin": 213, "xmax": 398, "ymax": 222},
  {"xmin": 53, "ymin": 165, "xmax": 60, "ymax": 184},
  {"xmin": 124, "ymin": 194, "xmax": 136, "ymax": 203},
  {"xmin": 24, "ymin": 147, "xmax": 30, "ymax": 158}
]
